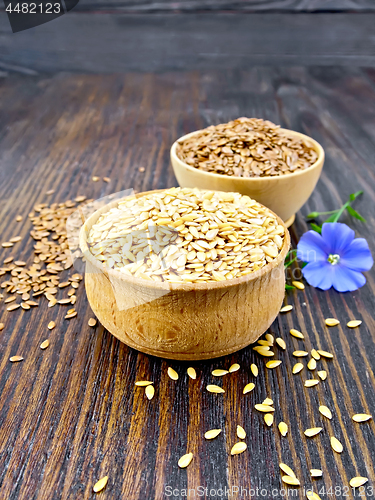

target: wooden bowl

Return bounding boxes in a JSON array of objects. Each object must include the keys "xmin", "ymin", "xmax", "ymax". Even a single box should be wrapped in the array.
[
  {"xmin": 79, "ymin": 189, "xmax": 290, "ymax": 360},
  {"xmin": 171, "ymin": 129, "xmax": 325, "ymax": 227}
]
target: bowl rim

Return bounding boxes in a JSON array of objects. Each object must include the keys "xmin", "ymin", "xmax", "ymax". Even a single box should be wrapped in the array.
[
  {"xmin": 170, "ymin": 127, "xmax": 325, "ymax": 182},
  {"xmin": 79, "ymin": 189, "xmax": 290, "ymax": 292}
]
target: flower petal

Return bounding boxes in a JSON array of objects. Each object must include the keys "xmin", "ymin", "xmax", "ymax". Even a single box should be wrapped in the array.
[
  {"xmin": 301, "ymin": 261, "xmax": 334, "ymax": 290},
  {"xmin": 340, "ymin": 238, "xmax": 374, "ymax": 272},
  {"xmin": 331, "ymin": 265, "xmax": 366, "ymax": 292},
  {"xmin": 321, "ymin": 223, "xmax": 355, "ymax": 255},
  {"xmin": 297, "ymin": 231, "xmax": 329, "ymax": 263}
]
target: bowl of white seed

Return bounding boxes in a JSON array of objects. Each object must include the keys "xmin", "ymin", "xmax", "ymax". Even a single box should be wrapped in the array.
[
  {"xmin": 171, "ymin": 117, "xmax": 325, "ymax": 227},
  {"xmin": 80, "ymin": 187, "xmax": 290, "ymax": 360}
]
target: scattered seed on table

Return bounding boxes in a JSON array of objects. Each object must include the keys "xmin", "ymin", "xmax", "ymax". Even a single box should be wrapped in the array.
[
  {"xmin": 187, "ymin": 367, "xmax": 196, "ymax": 379},
  {"xmin": 64, "ymin": 311, "xmax": 77, "ymax": 319},
  {"xmin": 278, "ymin": 422, "xmax": 288, "ymax": 436},
  {"xmin": 255, "ymin": 404, "xmax": 275, "ymax": 413},
  {"xmin": 264, "ymin": 413, "xmax": 274, "ymax": 426},
  {"xmin": 325, "ymin": 318, "xmax": 339, "ymax": 327},
  {"xmin": 279, "ymin": 463, "xmax": 296, "ymax": 478},
  {"xmin": 88, "ymin": 318, "xmax": 97, "ymax": 327},
  {"xmin": 292, "ymin": 281, "xmax": 305, "ymax": 290},
  {"xmin": 307, "ymin": 359, "xmax": 317, "ymax": 371},
  {"xmin": 290, "ymin": 329, "xmax": 304, "ymax": 339},
  {"xmin": 330, "ymin": 436, "xmax": 343, "ymax": 453},
  {"xmin": 92, "ymin": 176, "xmax": 100, "ymax": 182},
  {"xmin": 255, "ymin": 348, "xmax": 275, "ymax": 357},
  {"xmin": 319, "ymin": 405, "xmax": 332, "ymax": 419},
  {"xmin": 237, "ymin": 425, "xmax": 246, "ymax": 439},
  {"xmin": 40, "ymin": 339, "xmax": 49, "ymax": 350},
  {"xmin": 352, "ymin": 413, "xmax": 372, "ymax": 423},
  {"xmin": 135, "ymin": 381, "xmax": 153, "ymax": 386},
  {"xmin": 145, "ymin": 385, "xmax": 155, "ymax": 400},
  {"xmin": 317, "ymin": 350, "xmax": 333, "ymax": 359},
  {"xmin": 3, "ymin": 256, "xmax": 13, "ymax": 264},
  {"xmin": 305, "ymin": 380, "xmax": 319, "ymax": 387},
  {"xmin": 212, "ymin": 369, "xmax": 229, "ymax": 376},
  {"xmin": 293, "ymin": 363, "xmax": 304, "ymax": 374},
  {"xmin": 207, "ymin": 385, "xmax": 225, "ymax": 394},
  {"xmin": 7, "ymin": 304, "xmax": 20, "ymax": 311},
  {"xmin": 48, "ymin": 321, "xmax": 55, "ymax": 330},
  {"xmin": 263, "ymin": 398, "xmax": 273, "ymax": 405},
  {"xmin": 21, "ymin": 303, "xmax": 30, "ymax": 311},
  {"xmin": 93, "ymin": 476, "xmax": 108, "ymax": 493},
  {"xmin": 45, "ymin": 189, "xmax": 55, "ymax": 195},
  {"xmin": 16, "ymin": 215, "xmax": 23, "ymax": 222},
  {"xmin": 311, "ymin": 349, "xmax": 321, "ymax": 360},
  {"xmin": 304, "ymin": 427, "xmax": 323, "ymax": 437},
  {"xmin": 10, "ymin": 236, "xmax": 22, "ymax": 243},
  {"xmin": 2, "ymin": 242, "xmax": 14, "ymax": 248},
  {"xmin": 281, "ymin": 476, "xmax": 300, "ymax": 486},
  {"xmin": 276, "ymin": 338, "xmax": 286, "ymax": 350},
  {"xmin": 251, "ymin": 364, "xmax": 258, "ymax": 376},
  {"xmin": 265, "ymin": 334, "xmax": 274, "ymax": 344},
  {"xmin": 167, "ymin": 367, "xmax": 178, "ymax": 380},
  {"xmin": 0, "ymin": 323, "xmax": 4, "ymax": 331},
  {"xmin": 178, "ymin": 453, "xmax": 193, "ymax": 468},
  {"xmin": 10, "ymin": 355, "xmax": 24, "ymax": 362},
  {"xmin": 229, "ymin": 363, "xmax": 240, "ymax": 373},
  {"xmin": 258, "ymin": 340, "xmax": 273, "ymax": 347},
  {"xmin": 103, "ymin": 177, "xmax": 111, "ymax": 183},
  {"xmin": 310, "ymin": 469, "xmax": 323, "ymax": 478},
  {"xmin": 349, "ymin": 477, "xmax": 368, "ymax": 488},
  {"xmin": 318, "ymin": 370, "xmax": 327, "ymax": 380},
  {"xmin": 243, "ymin": 383, "xmax": 255, "ymax": 394},
  {"xmin": 204, "ymin": 429, "xmax": 222, "ymax": 440},
  {"xmin": 293, "ymin": 351, "xmax": 308, "ymax": 357},
  {"xmin": 280, "ymin": 305, "xmax": 293, "ymax": 313},
  {"xmin": 5, "ymin": 296, "xmax": 16, "ymax": 303},
  {"xmin": 266, "ymin": 360, "xmax": 282, "ymax": 369},
  {"xmin": 58, "ymin": 299, "xmax": 71, "ymax": 305},
  {"xmin": 347, "ymin": 320, "xmax": 362, "ymax": 328},
  {"xmin": 231, "ymin": 442, "xmax": 247, "ymax": 455},
  {"xmin": 138, "ymin": 167, "xmax": 145, "ymax": 173},
  {"xmin": 306, "ymin": 492, "xmax": 322, "ymax": 500},
  {"xmin": 254, "ymin": 344, "xmax": 270, "ymax": 351}
]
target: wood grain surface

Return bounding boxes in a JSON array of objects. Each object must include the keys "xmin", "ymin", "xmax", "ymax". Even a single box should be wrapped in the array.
[
  {"xmin": 62, "ymin": 0, "xmax": 375, "ymax": 12},
  {"xmin": 1, "ymin": 13, "xmax": 375, "ymax": 73},
  {"xmin": 0, "ymin": 67, "xmax": 375, "ymax": 500}
]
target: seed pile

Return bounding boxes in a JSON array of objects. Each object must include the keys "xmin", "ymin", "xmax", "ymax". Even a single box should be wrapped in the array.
[
  {"xmin": 175, "ymin": 117, "xmax": 318, "ymax": 178},
  {"xmin": 0, "ymin": 198, "xmax": 87, "ymax": 315},
  {"xmin": 87, "ymin": 188, "xmax": 285, "ymax": 283}
]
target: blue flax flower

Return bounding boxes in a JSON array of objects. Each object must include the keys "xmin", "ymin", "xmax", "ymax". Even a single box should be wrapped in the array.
[{"xmin": 297, "ymin": 223, "xmax": 373, "ymax": 292}]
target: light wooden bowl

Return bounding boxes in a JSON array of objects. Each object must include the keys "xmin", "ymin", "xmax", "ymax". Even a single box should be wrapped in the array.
[
  {"xmin": 171, "ymin": 128, "xmax": 325, "ymax": 227},
  {"xmin": 79, "ymin": 189, "xmax": 290, "ymax": 360}
]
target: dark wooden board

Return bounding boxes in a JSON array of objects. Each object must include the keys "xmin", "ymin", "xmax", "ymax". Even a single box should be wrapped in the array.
[
  {"xmin": 1, "ymin": 13, "xmax": 375, "ymax": 73},
  {"xmin": 0, "ymin": 67, "xmax": 375, "ymax": 500},
  {"xmin": 63, "ymin": 0, "xmax": 375, "ymax": 13},
  {"xmin": 1, "ymin": 0, "xmax": 374, "ymax": 13}
]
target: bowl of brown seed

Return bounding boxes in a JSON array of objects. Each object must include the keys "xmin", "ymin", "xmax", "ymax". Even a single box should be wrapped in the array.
[
  {"xmin": 80, "ymin": 187, "xmax": 290, "ymax": 360},
  {"xmin": 171, "ymin": 117, "xmax": 325, "ymax": 227}
]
